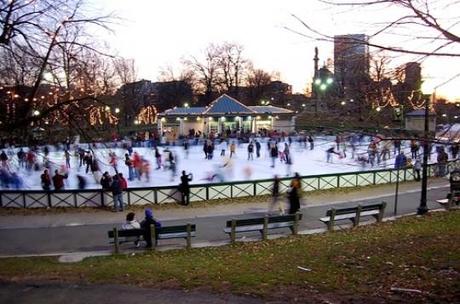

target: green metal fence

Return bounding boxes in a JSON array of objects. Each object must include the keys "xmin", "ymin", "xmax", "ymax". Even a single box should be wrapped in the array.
[{"xmin": 0, "ymin": 162, "xmax": 446, "ymax": 208}]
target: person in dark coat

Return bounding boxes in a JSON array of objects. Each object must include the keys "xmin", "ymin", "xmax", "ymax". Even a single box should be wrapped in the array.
[
  {"xmin": 288, "ymin": 172, "xmax": 301, "ymax": 214},
  {"xmin": 270, "ymin": 144, "xmax": 278, "ymax": 168},
  {"xmin": 77, "ymin": 174, "xmax": 87, "ymax": 189},
  {"xmin": 100, "ymin": 171, "xmax": 112, "ymax": 190},
  {"xmin": 40, "ymin": 169, "xmax": 51, "ymax": 191},
  {"xmin": 140, "ymin": 208, "xmax": 162, "ymax": 248},
  {"xmin": 111, "ymin": 174, "xmax": 124, "ymax": 212},
  {"xmin": 255, "ymin": 140, "xmax": 261, "ymax": 158},
  {"xmin": 179, "ymin": 170, "xmax": 193, "ymax": 205}
]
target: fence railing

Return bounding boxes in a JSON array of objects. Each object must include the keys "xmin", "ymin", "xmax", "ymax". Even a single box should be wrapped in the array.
[{"xmin": 0, "ymin": 162, "xmax": 450, "ymax": 208}]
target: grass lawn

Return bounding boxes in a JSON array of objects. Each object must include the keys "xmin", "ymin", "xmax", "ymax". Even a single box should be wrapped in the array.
[{"xmin": 1, "ymin": 211, "xmax": 459, "ymax": 303}]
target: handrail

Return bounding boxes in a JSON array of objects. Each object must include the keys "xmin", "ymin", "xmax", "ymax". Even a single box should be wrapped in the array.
[{"xmin": 0, "ymin": 160, "xmax": 454, "ymax": 208}]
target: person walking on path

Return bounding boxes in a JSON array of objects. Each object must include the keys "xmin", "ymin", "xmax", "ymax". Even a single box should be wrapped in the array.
[
  {"xmin": 141, "ymin": 208, "xmax": 162, "ymax": 248},
  {"xmin": 288, "ymin": 172, "xmax": 301, "ymax": 214},
  {"xmin": 111, "ymin": 174, "xmax": 124, "ymax": 212},
  {"xmin": 179, "ymin": 170, "xmax": 193, "ymax": 205},
  {"xmin": 268, "ymin": 175, "xmax": 284, "ymax": 214}
]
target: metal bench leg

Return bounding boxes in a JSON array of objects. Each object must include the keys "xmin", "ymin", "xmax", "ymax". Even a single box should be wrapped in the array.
[
  {"xmin": 328, "ymin": 209, "xmax": 336, "ymax": 231},
  {"xmin": 378, "ymin": 202, "xmax": 387, "ymax": 222},
  {"xmin": 150, "ymin": 224, "xmax": 156, "ymax": 249},
  {"xmin": 293, "ymin": 213, "xmax": 299, "ymax": 235},
  {"xmin": 231, "ymin": 219, "xmax": 236, "ymax": 244},
  {"xmin": 113, "ymin": 227, "xmax": 119, "ymax": 254},
  {"xmin": 186, "ymin": 223, "xmax": 192, "ymax": 249},
  {"xmin": 354, "ymin": 205, "xmax": 362, "ymax": 227},
  {"xmin": 262, "ymin": 216, "xmax": 268, "ymax": 241}
]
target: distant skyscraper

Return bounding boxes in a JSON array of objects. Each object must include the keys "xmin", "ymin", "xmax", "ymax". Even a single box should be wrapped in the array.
[
  {"xmin": 334, "ymin": 34, "xmax": 369, "ymax": 98},
  {"xmin": 404, "ymin": 62, "xmax": 422, "ymax": 92}
]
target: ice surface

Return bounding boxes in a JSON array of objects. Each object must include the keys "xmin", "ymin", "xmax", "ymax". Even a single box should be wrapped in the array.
[{"xmin": 0, "ymin": 136, "xmax": 424, "ymax": 190}]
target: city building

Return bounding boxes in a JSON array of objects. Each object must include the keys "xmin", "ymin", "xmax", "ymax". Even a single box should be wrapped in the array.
[
  {"xmin": 334, "ymin": 34, "xmax": 370, "ymax": 99},
  {"xmin": 158, "ymin": 94, "xmax": 295, "ymax": 136}
]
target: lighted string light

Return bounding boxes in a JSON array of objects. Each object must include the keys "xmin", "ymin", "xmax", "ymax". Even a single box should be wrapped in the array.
[{"xmin": 136, "ymin": 105, "xmax": 158, "ymax": 124}]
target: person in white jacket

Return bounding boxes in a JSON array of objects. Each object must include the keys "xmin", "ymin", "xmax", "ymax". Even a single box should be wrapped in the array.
[{"xmin": 121, "ymin": 212, "xmax": 141, "ymax": 247}]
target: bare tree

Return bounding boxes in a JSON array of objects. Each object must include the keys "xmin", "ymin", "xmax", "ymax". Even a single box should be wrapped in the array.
[
  {"xmin": 217, "ymin": 42, "xmax": 248, "ymax": 97},
  {"xmin": 287, "ymin": 0, "xmax": 460, "ymax": 57},
  {"xmin": 183, "ymin": 44, "xmax": 223, "ymax": 103},
  {"xmin": 0, "ymin": 0, "xmax": 114, "ymax": 138},
  {"xmin": 244, "ymin": 65, "xmax": 274, "ymax": 105}
]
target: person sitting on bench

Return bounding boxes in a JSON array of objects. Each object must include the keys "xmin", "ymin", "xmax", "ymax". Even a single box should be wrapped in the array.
[
  {"xmin": 140, "ymin": 209, "xmax": 162, "ymax": 248},
  {"xmin": 121, "ymin": 212, "xmax": 141, "ymax": 247}
]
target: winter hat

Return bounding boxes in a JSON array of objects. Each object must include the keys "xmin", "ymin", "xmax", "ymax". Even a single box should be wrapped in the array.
[{"xmin": 145, "ymin": 208, "xmax": 153, "ymax": 219}]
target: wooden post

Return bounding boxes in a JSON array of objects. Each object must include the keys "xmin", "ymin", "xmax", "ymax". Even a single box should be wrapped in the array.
[
  {"xmin": 262, "ymin": 216, "xmax": 268, "ymax": 240},
  {"xmin": 328, "ymin": 209, "xmax": 336, "ymax": 231},
  {"xmin": 378, "ymin": 202, "xmax": 387, "ymax": 222},
  {"xmin": 113, "ymin": 227, "xmax": 119, "ymax": 254},
  {"xmin": 354, "ymin": 205, "xmax": 362, "ymax": 227},
  {"xmin": 231, "ymin": 219, "xmax": 236, "ymax": 244},
  {"xmin": 150, "ymin": 224, "xmax": 156, "ymax": 249},
  {"xmin": 293, "ymin": 213, "xmax": 299, "ymax": 235},
  {"xmin": 186, "ymin": 223, "xmax": 192, "ymax": 249}
]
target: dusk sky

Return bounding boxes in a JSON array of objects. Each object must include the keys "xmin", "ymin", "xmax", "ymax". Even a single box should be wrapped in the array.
[{"xmin": 91, "ymin": 0, "xmax": 459, "ymax": 101}]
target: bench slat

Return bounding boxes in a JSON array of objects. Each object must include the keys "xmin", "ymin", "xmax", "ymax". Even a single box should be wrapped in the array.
[
  {"xmin": 320, "ymin": 210, "xmax": 380, "ymax": 223},
  {"xmin": 108, "ymin": 225, "xmax": 196, "ymax": 239}
]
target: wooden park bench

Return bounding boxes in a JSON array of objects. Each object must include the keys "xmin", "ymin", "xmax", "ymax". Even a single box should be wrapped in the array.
[
  {"xmin": 223, "ymin": 213, "xmax": 303, "ymax": 244},
  {"xmin": 320, "ymin": 202, "xmax": 386, "ymax": 231},
  {"xmin": 108, "ymin": 223, "xmax": 196, "ymax": 253}
]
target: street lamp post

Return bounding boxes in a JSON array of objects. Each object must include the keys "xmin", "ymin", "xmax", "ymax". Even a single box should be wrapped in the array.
[
  {"xmin": 417, "ymin": 93, "xmax": 430, "ymax": 215},
  {"xmin": 314, "ymin": 77, "xmax": 333, "ymax": 113}
]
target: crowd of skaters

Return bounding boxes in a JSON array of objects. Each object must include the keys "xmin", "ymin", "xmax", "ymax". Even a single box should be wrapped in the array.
[{"xmin": 0, "ymin": 130, "xmax": 458, "ymax": 193}]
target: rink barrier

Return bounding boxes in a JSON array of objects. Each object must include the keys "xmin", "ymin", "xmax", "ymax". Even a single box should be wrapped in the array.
[{"xmin": 0, "ymin": 162, "xmax": 450, "ymax": 208}]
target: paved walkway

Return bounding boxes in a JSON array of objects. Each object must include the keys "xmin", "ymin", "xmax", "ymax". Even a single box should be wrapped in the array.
[
  {"xmin": 0, "ymin": 178, "xmax": 451, "ymax": 259},
  {"xmin": 0, "ymin": 178, "xmax": 449, "ymax": 229}
]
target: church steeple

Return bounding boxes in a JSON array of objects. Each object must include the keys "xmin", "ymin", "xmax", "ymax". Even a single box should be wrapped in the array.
[{"xmin": 313, "ymin": 46, "xmax": 319, "ymax": 79}]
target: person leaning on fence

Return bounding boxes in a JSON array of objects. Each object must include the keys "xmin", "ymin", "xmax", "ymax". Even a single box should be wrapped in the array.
[
  {"xmin": 40, "ymin": 169, "xmax": 51, "ymax": 191},
  {"xmin": 179, "ymin": 170, "xmax": 193, "ymax": 206},
  {"xmin": 111, "ymin": 174, "xmax": 124, "ymax": 212},
  {"xmin": 141, "ymin": 208, "xmax": 162, "ymax": 248}
]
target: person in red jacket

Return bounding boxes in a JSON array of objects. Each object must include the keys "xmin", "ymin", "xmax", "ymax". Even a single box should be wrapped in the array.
[
  {"xmin": 52, "ymin": 170, "xmax": 66, "ymax": 190},
  {"xmin": 118, "ymin": 173, "xmax": 128, "ymax": 190}
]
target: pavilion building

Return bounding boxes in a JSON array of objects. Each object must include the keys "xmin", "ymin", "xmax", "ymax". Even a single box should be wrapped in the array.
[{"xmin": 158, "ymin": 94, "xmax": 295, "ymax": 136}]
